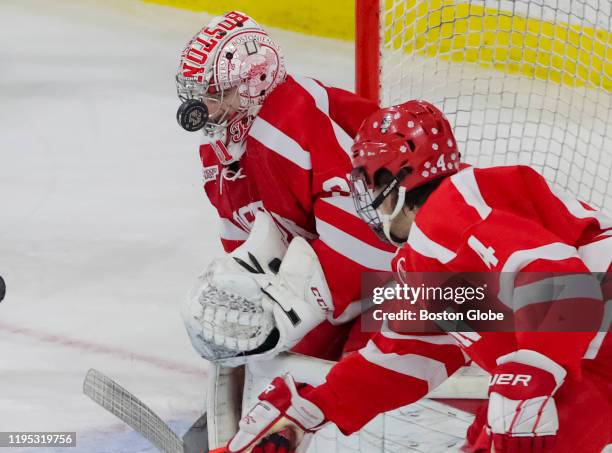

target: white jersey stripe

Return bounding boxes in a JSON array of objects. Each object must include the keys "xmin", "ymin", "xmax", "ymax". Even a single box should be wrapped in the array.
[
  {"xmin": 360, "ymin": 340, "xmax": 449, "ymax": 390},
  {"xmin": 320, "ymin": 195, "xmax": 360, "ymax": 219},
  {"xmin": 331, "ymin": 281, "xmax": 394, "ymax": 324},
  {"xmin": 293, "ymin": 75, "xmax": 330, "ymax": 114},
  {"xmin": 292, "ymin": 75, "xmax": 353, "ymax": 157},
  {"xmin": 578, "ymin": 235, "xmax": 612, "ymax": 272},
  {"xmin": 498, "ymin": 242, "xmax": 579, "ymax": 307},
  {"xmin": 249, "ymin": 117, "xmax": 312, "ymax": 170},
  {"xmin": 315, "ymin": 218, "xmax": 394, "ymax": 271},
  {"xmin": 550, "ymin": 185, "xmax": 612, "ymax": 229},
  {"xmin": 219, "ymin": 218, "xmax": 249, "ymax": 241},
  {"xmin": 584, "ymin": 300, "xmax": 611, "ymax": 359},
  {"xmin": 380, "ymin": 320, "xmax": 459, "ymax": 344},
  {"xmin": 451, "ymin": 168, "xmax": 492, "ymax": 220},
  {"xmin": 329, "ymin": 299, "xmax": 369, "ymax": 324},
  {"xmin": 408, "ymin": 223, "xmax": 457, "ymax": 264},
  {"xmin": 448, "ymin": 331, "xmax": 482, "ymax": 348},
  {"xmin": 511, "ymin": 274, "xmax": 603, "ymax": 312}
]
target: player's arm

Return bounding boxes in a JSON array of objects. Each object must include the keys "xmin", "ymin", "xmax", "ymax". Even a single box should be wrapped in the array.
[
  {"xmin": 227, "ymin": 330, "xmax": 468, "ymax": 452},
  {"xmin": 309, "ymin": 194, "xmax": 397, "ymax": 322},
  {"xmin": 485, "ymin": 242, "xmax": 605, "ymax": 452},
  {"xmin": 304, "ymin": 329, "xmax": 468, "ymax": 433},
  {"xmin": 457, "ymin": 175, "xmax": 608, "ymax": 451},
  {"xmin": 248, "ymin": 80, "xmax": 396, "ymax": 323},
  {"xmin": 441, "ymin": 167, "xmax": 608, "ymax": 374},
  {"xmin": 516, "ymin": 165, "xmax": 611, "ymax": 255},
  {"xmin": 217, "ymin": 216, "xmax": 249, "ymax": 253}
]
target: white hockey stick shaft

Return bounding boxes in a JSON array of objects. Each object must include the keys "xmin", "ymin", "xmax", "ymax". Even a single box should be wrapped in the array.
[{"xmin": 83, "ymin": 368, "xmax": 185, "ymax": 453}]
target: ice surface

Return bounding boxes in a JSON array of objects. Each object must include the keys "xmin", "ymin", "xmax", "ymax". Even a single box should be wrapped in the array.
[
  {"xmin": 1, "ymin": 1, "xmax": 608, "ymax": 452},
  {"xmin": 0, "ymin": 0, "xmax": 353, "ymax": 450}
]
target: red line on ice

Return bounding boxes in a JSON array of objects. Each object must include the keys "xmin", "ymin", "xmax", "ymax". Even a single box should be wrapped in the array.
[{"xmin": 0, "ymin": 321, "xmax": 207, "ymax": 378}]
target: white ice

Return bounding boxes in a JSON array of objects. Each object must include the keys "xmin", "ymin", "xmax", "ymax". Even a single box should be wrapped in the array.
[
  {"xmin": 3, "ymin": 1, "xmax": 608, "ymax": 452},
  {"xmin": 0, "ymin": 0, "xmax": 353, "ymax": 450}
]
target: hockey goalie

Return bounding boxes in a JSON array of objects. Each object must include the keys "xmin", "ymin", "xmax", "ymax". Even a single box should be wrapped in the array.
[
  {"xmin": 227, "ymin": 101, "xmax": 612, "ymax": 453},
  {"xmin": 175, "ymin": 10, "xmax": 398, "ymax": 452},
  {"xmin": 176, "ymin": 9, "xmax": 395, "ymax": 364}
]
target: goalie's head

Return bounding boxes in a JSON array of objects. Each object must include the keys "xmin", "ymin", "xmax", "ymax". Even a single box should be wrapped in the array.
[
  {"xmin": 175, "ymin": 12, "xmax": 286, "ymax": 145},
  {"xmin": 349, "ymin": 100, "xmax": 460, "ymax": 245}
]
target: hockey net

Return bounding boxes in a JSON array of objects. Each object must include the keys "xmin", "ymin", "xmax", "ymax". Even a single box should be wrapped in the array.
[
  {"xmin": 357, "ymin": 0, "xmax": 612, "ymax": 213},
  {"xmin": 208, "ymin": 3, "xmax": 612, "ymax": 453},
  {"xmin": 293, "ymin": 1, "xmax": 612, "ymax": 451},
  {"xmin": 239, "ymin": 354, "xmax": 486, "ymax": 453}
]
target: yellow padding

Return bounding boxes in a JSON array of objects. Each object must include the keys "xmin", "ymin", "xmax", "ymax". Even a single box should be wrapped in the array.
[
  {"xmin": 142, "ymin": 0, "xmax": 354, "ymax": 40},
  {"xmin": 148, "ymin": 0, "xmax": 610, "ymax": 91},
  {"xmin": 384, "ymin": 0, "xmax": 611, "ymax": 90}
]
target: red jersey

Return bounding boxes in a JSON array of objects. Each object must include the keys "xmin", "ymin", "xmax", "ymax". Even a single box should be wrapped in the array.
[
  {"xmin": 199, "ymin": 75, "xmax": 396, "ymax": 324},
  {"xmin": 305, "ymin": 165, "xmax": 611, "ymax": 435}
]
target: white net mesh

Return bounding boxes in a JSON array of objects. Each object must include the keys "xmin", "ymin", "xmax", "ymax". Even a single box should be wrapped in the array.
[
  {"xmin": 239, "ymin": 355, "xmax": 487, "ymax": 453},
  {"xmin": 306, "ymin": 1, "xmax": 612, "ymax": 451},
  {"xmin": 308, "ymin": 399, "xmax": 471, "ymax": 452},
  {"xmin": 300, "ymin": 364, "xmax": 488, "ymax": 452},
  {"xmin": 380, "ymin": 0, "xmax": 611, "ymax": 213}
]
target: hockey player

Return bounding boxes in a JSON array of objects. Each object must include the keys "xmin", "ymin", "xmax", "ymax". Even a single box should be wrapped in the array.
[
  {"xmin": 176, "ymin": 12, "xmax": 395, "ymax": 375},
  {"xmin": 227, "ymin": 101, "xmax": 611, "ymax": 453}
]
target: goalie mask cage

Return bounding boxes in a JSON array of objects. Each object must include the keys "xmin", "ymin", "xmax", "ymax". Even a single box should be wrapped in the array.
[{"xmin": 356, "ymin": 0, "xmax": 612, "ymax": 214}]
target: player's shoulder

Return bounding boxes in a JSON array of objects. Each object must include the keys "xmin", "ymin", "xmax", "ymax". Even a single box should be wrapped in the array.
[
  {"xmin": 406, "ymin": 165, "xmax": 550, "ymax": 258},
  {"xmin": 417, "ymin": 164, "xmax": 541, "ymax": 224},
  {"xmin": 258, "ymin": 75, "xmax": 364, "ymax": 120},
  {"xmin": 470, "ymin": 164, "xmax": 549, "ymax": 193},
  {"xmin": 258, "ymin": 75, "xmax": 320, "ymax": 116},
  {"xmin": 403, "ymin": 166, "xmax": 501, "ymax": 260},
  {"xmin": 396, "ymin": 175, "xmax": 469, "ymax": 265},
  {"xmin": 418, "ymin": 168, "xmax": 476, "ymax": 220}
]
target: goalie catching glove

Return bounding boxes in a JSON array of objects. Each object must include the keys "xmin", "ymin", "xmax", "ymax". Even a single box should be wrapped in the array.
[
  {"xmin": 227, "ymin": 374, "xmax": 326, "ymax": 453},
  {"xmin": 182, "ymin": 212, "xmax": 333, "ymax": 366},
  {"xmin": 472, "ymin": 349, "xmax": 567, "ymax": 453}
]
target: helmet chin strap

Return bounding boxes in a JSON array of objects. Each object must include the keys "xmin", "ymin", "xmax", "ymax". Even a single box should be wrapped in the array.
[{"xmin": 380, "ymin": 186, "xmax": 407, "ymax": 246}]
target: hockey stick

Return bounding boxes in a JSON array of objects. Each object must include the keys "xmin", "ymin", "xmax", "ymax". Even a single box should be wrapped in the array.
[{"xmin": 84, "ymin": 369, "xmax": 191, "ymax": 453}]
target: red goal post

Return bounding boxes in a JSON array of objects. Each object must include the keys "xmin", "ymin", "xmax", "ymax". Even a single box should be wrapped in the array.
[{"xmin": 356, "ymin": 0, "xmax": 381, "ymax": 104}]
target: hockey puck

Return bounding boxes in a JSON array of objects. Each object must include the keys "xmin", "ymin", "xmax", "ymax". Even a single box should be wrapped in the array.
[{"xmin": 177, "ymin": 99, "xmax": 209, "ymax": 132}]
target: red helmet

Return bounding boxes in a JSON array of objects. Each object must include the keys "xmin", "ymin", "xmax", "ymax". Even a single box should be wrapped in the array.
[{"xmin": 349, "ymin": 100, "xmax": 460, "ymax": 244}]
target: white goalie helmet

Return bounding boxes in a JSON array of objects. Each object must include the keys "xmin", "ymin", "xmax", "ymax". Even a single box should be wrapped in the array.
[{"xmin": 176, "ymin": 11, "xmax": 287, "ymax": 154}]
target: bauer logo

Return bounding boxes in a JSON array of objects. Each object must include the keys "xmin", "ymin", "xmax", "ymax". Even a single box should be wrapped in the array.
[{"xmin": 202, "ymin": 165, "xmax": 219, "ymax": 184}]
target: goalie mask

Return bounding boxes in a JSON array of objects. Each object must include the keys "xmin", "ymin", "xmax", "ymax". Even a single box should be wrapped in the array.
[
  {"xmin": 349, "ymin": 100, "xmax": 461, "ymax": 245},
  {"xmin": 176, "ymin": 11, "xmax": 286, "ymax": 162}
]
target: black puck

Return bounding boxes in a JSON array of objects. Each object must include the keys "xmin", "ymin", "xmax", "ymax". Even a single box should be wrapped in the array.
[
  {"xmin": 177, "ymin": 99, "xmax": 209, "ymax": 132},
  {"xmin": 0, "ymin": 276, "xmax": 5, "ymax": 303}
]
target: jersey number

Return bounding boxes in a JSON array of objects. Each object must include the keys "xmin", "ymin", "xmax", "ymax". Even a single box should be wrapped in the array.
[{"xmin": 468, "ymin": 235, "xmax": 498, "ymax": 269}]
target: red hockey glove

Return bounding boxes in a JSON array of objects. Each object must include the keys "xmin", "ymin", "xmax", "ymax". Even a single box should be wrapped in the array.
[
  {"xmin": 227, "ymin": 374, "xmax": 326, "ymax": 453},
  {"xmin": 487, "ymin": 349, "xmax": 567, "ymax": 453}
]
